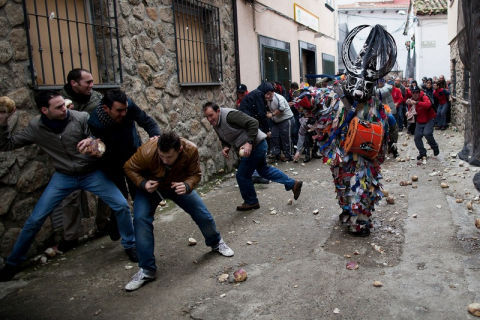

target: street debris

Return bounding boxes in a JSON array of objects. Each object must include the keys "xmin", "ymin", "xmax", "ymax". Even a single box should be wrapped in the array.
[
  {"xmin": 386, "ymin": 196, "xmax": 395, "ymax": 204},
  {"xmin": 234, "ymin": 269, "xmax": 248, "ymax": 282},
  {"xmin": 373, "ymin": 281, "xmax": 383, "ymax": 287},
  {"xmin": 287, "ymin": 198, "xmax": 293, "ymax": 205},
  {"xmin": 411, "ymin": 175, "xmax": 419, "ymax": 181},
  {"xmin": 468, "ymin": 303, "xmax": 480, "ymax": 317},
  {"xmin": 188, "ymin": 238, "xmax": 197, "ymax": 246},
  {"xmin": 333, "ymin": 308, "xmax": 340, "ymax": 314},
  {"xmin": 346, "ymin": 261, "xmax": 359, "ymax": 270},
  {"xmin": 475, "ymin": 219, "xmax": 480, "ymax": 229},
  {"xmin": 313, "ymin": 209, "xmax": 319, "ymax": 215},
  {"xmin": 412, "ymin": 214, "xmax": 418, "ymax": 218},
  {"xmin": 217, "ymin": 274, "xmax": 229, "ymax": 282}
]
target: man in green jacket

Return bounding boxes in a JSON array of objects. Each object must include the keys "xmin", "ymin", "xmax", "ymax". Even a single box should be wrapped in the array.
[{"xmin": 58, "ymin": 69, "xmax": 113, "ymax": 252}]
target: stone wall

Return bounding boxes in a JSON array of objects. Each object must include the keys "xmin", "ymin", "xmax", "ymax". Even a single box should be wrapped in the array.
[
  {"xmin": 0, "ymin": 0, "xmax": 237, "ymax": 265},
  {"xmin": 449, "ymin": 38, "xmax": 469, "ymax": 136}
]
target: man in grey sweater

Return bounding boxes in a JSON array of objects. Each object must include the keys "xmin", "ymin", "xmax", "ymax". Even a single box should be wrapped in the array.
[
  {"xmin": 203, "ymin": 102, "xmax": 303, "ymax": 211},
  {"xmin": 0, "ymin": 91, "xmax": 137, "ymax": 282}
]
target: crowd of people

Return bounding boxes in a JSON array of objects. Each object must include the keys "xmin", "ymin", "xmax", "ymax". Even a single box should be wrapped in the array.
[{"xmin": 0, "ymin": 24, "xmax": 449, "ymax": 292}]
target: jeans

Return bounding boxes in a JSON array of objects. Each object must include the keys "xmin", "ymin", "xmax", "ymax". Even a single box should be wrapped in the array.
[
  {"xmin": 237, "ymin": 139, "xmax": 296, "ymax": 205},
  {"xmin": 396, "ymin": 104, "xmax": 406, "ymax": 130},
  {"xmin": 133, "ymin": 188, "xmax": 221, "ymax": 272},
  {"xmin": 7, "ymin": 170, "xmax": 135, "ymax": 266},
  {"xmin": 414, "ymin": 119, "xmax": 439, "ymax": 156},
  {"xmin": 436, "ymin": 103, "xmax": 448, "ymax": 127}
]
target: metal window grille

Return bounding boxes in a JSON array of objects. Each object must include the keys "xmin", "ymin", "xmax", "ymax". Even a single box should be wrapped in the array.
[
  {"xmin": 23, "ymin": 0, "xmax": 122, "ymax": 88},
  {"xmin": 463, "ymin": 69, "xmax": 470, "ymax": 101},
  {"xmin": 172, "ymin": 0, "xmax": 223, "ymax": 86}
]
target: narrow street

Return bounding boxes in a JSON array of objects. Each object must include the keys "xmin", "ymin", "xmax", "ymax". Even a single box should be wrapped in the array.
[{"xmin": 1, "ymin": 127, "xmax": 479, "ymax": 319}]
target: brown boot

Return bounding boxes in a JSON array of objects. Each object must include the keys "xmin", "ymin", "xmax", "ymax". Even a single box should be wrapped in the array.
[
  {"xmin": 292, "ymin": 180, "xmax": 303, "ymax": 200},
  {"xmin": 236, "ymin": 203, "xmax": 260, "ymax": 211}
]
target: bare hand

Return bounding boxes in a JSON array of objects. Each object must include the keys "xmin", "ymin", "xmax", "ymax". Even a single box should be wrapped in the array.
[
  {"xmin": 77, "ymin": 138, "xmax": 104, "ymax": 158},
  {"xmin": 145, "ymin": 180, "xmax": 159, "ymax": 193},
  {"xmin": 171, "ymin": 182, "xmax": 186, "ymax": 195},
  {"xmin": 0, "ymin": 107, "xmax": 16, "ymax": 125},
  {"xmin": 240, "ymin": 142, "xmax": 252, "ymax": 157},
  {"xmin": 149, "ymin": 136, "xmax": 159, "ymax": 141},
  {"xmin": 266, "ymin": 112, "xmax": 273, "ymax": 119},
  {"xmin": 293, "ymin": 152, "xmax": 300, "ymax": 162},
  {"xmin": 222, "ymin": 146, "xmax": 230, "ymax": 158}
]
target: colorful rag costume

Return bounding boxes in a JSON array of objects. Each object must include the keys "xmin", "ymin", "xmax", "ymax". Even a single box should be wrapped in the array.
[{"xmin": 294, "ymin": 25, "xmax": 397, "ymax": 236}]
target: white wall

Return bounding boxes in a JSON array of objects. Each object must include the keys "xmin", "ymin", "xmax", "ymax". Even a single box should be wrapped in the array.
[
  {"xmin": 414, "ymin": 16, "xmax": 450, "ymax": 80},
  {"xmin": 338, "ymin": 10, "xmax": 410, "ymax": 78},
  {"xmin": 236, "ymin": 0, "xmax": 337, "ymax": 91}
]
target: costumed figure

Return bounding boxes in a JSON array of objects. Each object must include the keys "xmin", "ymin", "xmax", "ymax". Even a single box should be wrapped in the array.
[{"xmin": 310, "ymin": 25, "xmax": 397, "ymax": 236}]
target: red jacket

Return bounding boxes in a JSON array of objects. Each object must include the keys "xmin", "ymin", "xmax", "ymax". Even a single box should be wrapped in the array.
[
  {"xmin": 403, "ymin": 88, "xmax": 412, "ymax": 103},
  {"xmin": 433, "ymin": 88, "xmax": 450, "ymax": 105},
  {"xmin": 413, "ymin": 91, "xmax": 436, "ymax": 124},
  {"xmin": 392, "ymin": 86, "xmax": 403, "ymax": 107}
]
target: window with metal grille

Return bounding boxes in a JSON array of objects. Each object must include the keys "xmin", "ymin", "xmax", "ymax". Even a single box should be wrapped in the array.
[
  {"xmin": 172, "ymin": 0, "xmax": 223, "ymax": 86},
  {"xmin": 23, "ymin": 0, "xmax": 122, "ymax": 89},
  {"xmin": 463, "ymin": 69, "xmax": 470, "ymax": 101}
]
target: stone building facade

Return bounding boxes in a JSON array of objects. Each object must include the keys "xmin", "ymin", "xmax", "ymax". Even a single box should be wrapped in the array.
[
  {"xmin": 0, "ymin": 0, "xmax": 237, "ymax": 264},
  {"xmin": 449, "ymin": 38, "xmax": 469, "ymax": 135}
]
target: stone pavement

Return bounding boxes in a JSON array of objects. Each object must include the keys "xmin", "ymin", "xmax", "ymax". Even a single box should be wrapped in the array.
[{"xmin": 1, "ymin": 127, "xmax": 480, "ymax": 319}]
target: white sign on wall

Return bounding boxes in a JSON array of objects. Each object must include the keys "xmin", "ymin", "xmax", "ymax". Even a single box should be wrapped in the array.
[
  {"xmin": 422, "ymin": 40, "xmax": 436, "ymax": 48},
  {"xmin": 294, "ymin": 4, "xmax": 319, "ymax": 32}
]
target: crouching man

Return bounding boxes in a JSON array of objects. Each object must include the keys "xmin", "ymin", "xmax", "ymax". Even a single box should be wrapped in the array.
[
  {"xmin": 0, "ymin": 91, "xmax": 137, "ymax": 281},
  {"xmin": 123, "ymin": 131, "xmax": 233, "ymax": 291}
]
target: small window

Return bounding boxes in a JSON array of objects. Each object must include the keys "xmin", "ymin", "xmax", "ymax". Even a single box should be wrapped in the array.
[
  {"xmin": 24, "ymin": 0, "xmax": 122, "ymax": 88},
  {"xmin": 259, "ymin": 36, "xmax": 291, "ymax": 90},
  {"xmin": 451, "ymin": 59, "xmax": 456, "ymax": 96},
  {"xmin": 173, "ymin": 0, "xmax": 223, "ymax": 86},
  {"xmin": 322, "ymin": 53, "xmax": 335, "ymax": 75},
  {"xmin": 464, "ymin": 69, "xmax": 470, "ymax": 100}
]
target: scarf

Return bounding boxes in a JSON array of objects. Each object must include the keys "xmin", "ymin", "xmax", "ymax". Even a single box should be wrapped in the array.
[
  {"xmin": 95, "ymin": 105, "xmax": 116, "ymax": 127},
  {"xmin": 41, "ymin": 112, "xmax": 70, "ymax": 134}
]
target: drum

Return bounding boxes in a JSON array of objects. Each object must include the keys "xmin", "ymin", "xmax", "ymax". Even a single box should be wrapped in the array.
[{"xmin": 344, "ymin": 117, "xmax": 384, "ymax": 159}]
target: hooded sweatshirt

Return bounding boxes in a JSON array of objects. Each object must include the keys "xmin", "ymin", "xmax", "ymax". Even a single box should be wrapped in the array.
[
  {"xmin": 239, "ymin": 82, "xmax": 274, "ymax": 133},
  {"xmin": 413, "ymin": 91, "xmax": 436, "ymax": 124}
]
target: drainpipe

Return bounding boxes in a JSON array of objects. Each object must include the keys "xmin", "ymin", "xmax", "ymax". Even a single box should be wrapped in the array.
[{"xmin": 233, "ymin": 0, "xmax": 241, "ymax": 85}]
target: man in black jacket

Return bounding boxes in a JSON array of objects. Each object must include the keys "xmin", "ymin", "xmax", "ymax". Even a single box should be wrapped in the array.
[{"xmin": 88, "ymin": 89, "xmax": 161, "ymax": 200}]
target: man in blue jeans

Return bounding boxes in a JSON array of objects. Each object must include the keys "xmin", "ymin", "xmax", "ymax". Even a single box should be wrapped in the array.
[
  {"xmin": 123, "ymin": 131, "xmax": 234, "ymax": 291},
  {"xmin": 0, "ymin": 91, "xmax": 137, "ymax": 281},
  {"xmin": 203, "ymin": 102, "xmax": 303, "ymax": 211}
]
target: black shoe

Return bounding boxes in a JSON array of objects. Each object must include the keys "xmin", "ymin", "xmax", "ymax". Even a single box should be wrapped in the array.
[
  {"xmin": 57, "ymin": 238, "xmax": 79, "ymax": 253},
  {"xmin": 393, "ymin": 152, "xmax": 399, "ymax": 158},
  {"xmin": 433, "ymin": 147, "xmax": 440, "ymax": 156},
  {"xmin": 252, "ymin": 176, "xmax": 270, "ymax": 184},
  {"xmin": 237, "ymin": 203, "xmax": 260, "ymax": 211},
  {"xmin": 292, "ymin": 180, "xmax": 303, "ymax": 200},
  {"xmin": 108, "ymin": 215, "xmax": 121, "ymax": 242},
  {"xmin": 0, "ymin": 264, "xmax": 20, "ymax": 282},
  {"xmin": 303, "ymin": 155, "xmax": 311, "ymax": 163},
  {"xmin": 417, "ymin": 154, "xmax": 426, "ymax": 160},
  {"xmin": 125, "ymin": 247, "xmax": 139, "ymax": 263}
]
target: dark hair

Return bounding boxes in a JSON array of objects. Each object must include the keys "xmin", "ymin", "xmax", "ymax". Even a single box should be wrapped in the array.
[
  {"xmin": 291, "ymin": 82, "xmax": 299, "ymax": 90},
  {"xmin": 102, "ymin": 89, "xmax": 128, "ymax": 109},
  {"xmin": 411, "ymin": 80, "xmax": 418, "ymax": 87},
  {"xmin": 35, "ymin": 90, "xmax": 62, "ymax": 110},
  {"xmin": 203, "ymin": 101, "xmax": 219, "ymax": 113},
  {"xmin": 157, "ymin": 131, "xmax": 181, "ymax": 152},
  {"xmin": 67, "ymin": 68, "xmax": 91, "ymax": 84}
]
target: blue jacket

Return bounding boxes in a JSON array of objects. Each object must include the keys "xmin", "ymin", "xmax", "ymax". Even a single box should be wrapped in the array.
[{"xmin": 88, "ymin": 99, "xmax": 160, "ymax": 176}]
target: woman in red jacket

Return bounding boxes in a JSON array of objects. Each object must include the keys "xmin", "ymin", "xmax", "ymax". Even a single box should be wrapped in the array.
[
  {"xmin": 433, "ymin": 81, "xmax": 450, "ymax": 130},
  {"xmin": 406, "ymin": 86, "xmax": 439, "ymax": 159}
]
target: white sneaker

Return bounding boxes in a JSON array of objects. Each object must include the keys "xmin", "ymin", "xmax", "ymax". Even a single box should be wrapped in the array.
[
  {"xmin": 212, "ymin": 239, "xmax": 234, "ymax": 257},
  {"xmin": 125, "ymin": 268, "xmax": 156, "ymax": 291}
]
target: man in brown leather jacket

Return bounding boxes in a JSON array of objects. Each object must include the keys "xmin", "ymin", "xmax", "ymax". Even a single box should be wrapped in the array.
[{"xmin": 122, "ymin": 131, "xmax": 233, "ymax": 291}]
